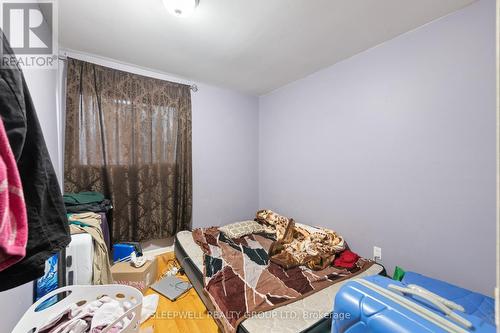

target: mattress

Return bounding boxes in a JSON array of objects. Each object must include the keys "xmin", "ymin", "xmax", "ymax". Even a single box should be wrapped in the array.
[{"xmin": 175, "ymin": 230, "xmax": 384, "ymax": 333}]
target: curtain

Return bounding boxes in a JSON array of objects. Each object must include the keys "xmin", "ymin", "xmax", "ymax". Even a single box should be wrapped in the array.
[{"xmin": 64, "ymin": 58, "xmax": 192, "ymax": 242}]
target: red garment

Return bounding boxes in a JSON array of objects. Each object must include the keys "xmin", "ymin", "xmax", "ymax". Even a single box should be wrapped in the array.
[
  {"xmin": 0, "ymin": 118, "xmax": 27, "ymax": 271},
  {"xmin": 333, "ymin": 249, "xmax": 360, "ymax": 268}
]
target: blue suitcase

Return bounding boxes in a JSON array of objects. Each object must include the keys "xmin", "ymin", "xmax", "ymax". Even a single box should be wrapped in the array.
[
  {"xmin": 401, "ymin": 272, "xmax": 496, "ymax": 327},
  {"xmin": 332, "ymin": 274, "xmax": 496, "ymax": 333}
]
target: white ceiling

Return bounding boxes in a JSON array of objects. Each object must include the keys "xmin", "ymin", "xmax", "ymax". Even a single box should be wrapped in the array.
[{"xmin": 59, "ymin": 0, "xmax": 475, "ymax": 95}]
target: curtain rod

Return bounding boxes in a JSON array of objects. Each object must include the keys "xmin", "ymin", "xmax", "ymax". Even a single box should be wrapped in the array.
[{"xmin": 57, "ymin": 55, "xmax": 199, "ymax": 92}]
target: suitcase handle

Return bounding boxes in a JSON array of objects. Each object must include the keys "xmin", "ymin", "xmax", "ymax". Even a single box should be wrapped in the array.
[
  {"xmin": 388, "ymin": 284, "xmax": 473, "ymax": 330},
  {"xmin": 406, "ymin": 284, "xmax": 465, "ymax": 312}
]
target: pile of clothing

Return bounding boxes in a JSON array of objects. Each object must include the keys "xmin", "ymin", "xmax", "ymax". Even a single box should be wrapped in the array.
[
  {"xmin": 256, "ymin": 209, "xmax": 355, "ymax": 270},
  {"xmin": 38, "ymin": 294, "xmax": 159, "ymax": 333},
  {"xmin": 64, "ymin": 192, "xmax": 112, "ymax": 214},
  {"xmin": 68, "ymin": 212, "xmax": 113, "ymax": 285},
  {"xmin": 64, "ymin": 192, "xmax": 112, "ymax": 252},
  {"xmin": 39, "ymin": 295, "xmax": 133, "ymax": 333}
]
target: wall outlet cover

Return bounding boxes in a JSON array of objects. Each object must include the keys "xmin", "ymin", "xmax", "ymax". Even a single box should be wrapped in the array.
[{"xmin": 373, "ymin": 246, "xmax": 382, "ymax": 260}]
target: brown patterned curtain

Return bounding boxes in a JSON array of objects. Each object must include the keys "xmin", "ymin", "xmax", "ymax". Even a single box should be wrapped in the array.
[{"xmin": 64, "ymin": 58, "xmax": 192, "ymax": 242}]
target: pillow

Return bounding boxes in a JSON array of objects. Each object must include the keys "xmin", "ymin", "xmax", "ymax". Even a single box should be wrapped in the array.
[{"xmin": 219, "ymin": 220, "xmax": 266, "ymax": 239}]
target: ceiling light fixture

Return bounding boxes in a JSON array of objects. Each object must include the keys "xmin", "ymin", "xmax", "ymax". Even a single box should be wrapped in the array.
[{"xmin": 163, "ymin": 0, "xmax": 200, "ymax": 18}]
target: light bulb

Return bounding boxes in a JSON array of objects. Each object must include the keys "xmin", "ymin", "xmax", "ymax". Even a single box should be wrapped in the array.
[{"xmin": 163, "ymin": 0, "xmax": 199, "ymax": 18}]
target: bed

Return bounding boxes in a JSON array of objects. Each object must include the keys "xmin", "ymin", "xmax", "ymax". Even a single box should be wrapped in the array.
[{"xmin": 174, "ymin": 230, "xmax": 384, "ymax": 333}]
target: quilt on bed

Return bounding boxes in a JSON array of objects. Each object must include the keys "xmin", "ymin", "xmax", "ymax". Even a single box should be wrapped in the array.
[{"xmin": 192, "ymin": 227, "xmax": 374, "ymax": 333}]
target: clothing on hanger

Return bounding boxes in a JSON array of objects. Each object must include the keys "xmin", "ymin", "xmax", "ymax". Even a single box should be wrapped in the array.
[
  {"xmin": 0, "ymin": 117, "xmax": 27, "ymax": 271},
  {"xmin": 0, "ymin": 29, "xmax": 71, "ymax": 290}
]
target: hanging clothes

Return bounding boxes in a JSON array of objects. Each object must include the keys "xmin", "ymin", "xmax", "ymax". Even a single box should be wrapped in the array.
[
  {"xmin": 0, "ymin": 30, "xmax": 71, "ymax": 290},
  {"xmin": 0, "ymin": 117, "xmax": 27, "ymax": 271}
]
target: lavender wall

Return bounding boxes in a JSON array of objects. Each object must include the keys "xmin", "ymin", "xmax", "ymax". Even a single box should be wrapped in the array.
[
  {"xmin": 259, "ymin": 0, "xmax": 496, "ymax": 294},
  {"xmin": 192, "ymin": 84, "xmax": 259, "ymax": 228}
]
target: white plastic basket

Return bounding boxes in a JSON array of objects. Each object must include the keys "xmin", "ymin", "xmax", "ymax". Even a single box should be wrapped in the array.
[{"xmin": 12, "ymin": 284, "xmax": 143, "ymax": 333}]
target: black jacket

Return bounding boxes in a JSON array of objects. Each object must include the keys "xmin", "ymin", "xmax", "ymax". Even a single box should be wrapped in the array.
[{"xmin": 0, "ymin": 31, "xmax": 70, "ymax": 291}]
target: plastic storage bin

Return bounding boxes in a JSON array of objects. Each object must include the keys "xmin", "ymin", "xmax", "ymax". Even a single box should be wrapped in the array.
[{"xmin": 113, "ymin": 243, "xmax": 138, "ymax": 262}]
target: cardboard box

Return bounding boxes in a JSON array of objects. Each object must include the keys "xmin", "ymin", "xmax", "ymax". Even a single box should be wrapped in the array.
[{"xmin": 111, "ymin": 257, "xmax": 157, "ymax": 292}]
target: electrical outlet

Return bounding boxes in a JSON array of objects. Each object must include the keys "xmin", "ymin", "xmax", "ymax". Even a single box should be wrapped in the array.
[{"xmin": 373, "ymin": 246, "xmax": 382, "ymax": 261}]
